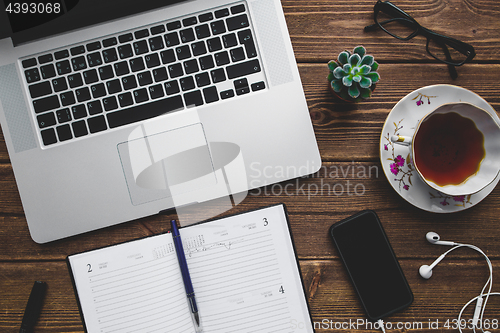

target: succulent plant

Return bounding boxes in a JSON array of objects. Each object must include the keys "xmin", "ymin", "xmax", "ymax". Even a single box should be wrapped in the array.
[{"xmin": 327, "ymin": 46, "xmax": 380, "ymax": 102}]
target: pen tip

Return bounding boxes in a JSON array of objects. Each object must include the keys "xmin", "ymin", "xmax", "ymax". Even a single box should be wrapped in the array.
[{"xmin": 194, "ymin": 312, "xmax": 200, "ymax": 326}]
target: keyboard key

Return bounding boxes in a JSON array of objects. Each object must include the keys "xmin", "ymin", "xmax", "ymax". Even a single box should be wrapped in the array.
[
  {"xmin": 191, "ymin": 41, "xmax": 207, "ymax": 56},
  {"xmin": 102, "ymin": 48, "xmax": 118, "ymax": 63},
  {"xmin": 72, "ymin": 120, "xmax": 88, "ymax": 137},
  {"xmin": 251, "ymin": 81, "xmax": 265, "ymax": 91},
  {"xmin": 37, "ymin": 112, "xmax": 56, "ymax": 128},
  {"xmin": 145, "ymin": 53, "xmax": 160, "ymax": 68},
  {"xmin": 207, "ymin": 37, "xmax": 222, "ymax": 52},
  {"xmin": 107, "ymin": 95, "xmax": 184, "ymax": 128},
  {"xmin": 60, "ymin": 91, "xmax": 76, "ymax": 106},
  {"xmin": 199, "ymin": 13, "xmax": 213, "ymax": 23},
  {"xmin": 33, "ymin": 95, "xmax": 60, "ymax": 113},
  {"xmin": 41, "ymin": 128, "xmax": 57, "ymax": 145},
  {"xmin": 137, "ymin": 71, "xmax": 153, "ymax": 86},
  {"xmin": 238, "ymin": 29, "xmax": 257, "ymax": 58},
  {"xmin": 223, "ymin": 33, "xmax": 238, "ymax": 48},
  {"xmin": 99, "ymin": 65, "xmax": 114, "ymax": 80},
  {"xmin": 118, "ymin": 92, "xmax": 134, "ymax": 107},
  {"xmin": 180, "ymin": 76, "xmax": 195, "ymax": 91},
  {"xmin": 133, "ymin": 40, "xmax": 149, "ymax": 55},
  {"xmin": 230, "ymin": 47, "xmax": 246, "ymax": 62},
  {"xmin": 86, "ymin": 41, "xmax": 101, "ymax": 51},
  {"xmin": 149, "ymin": 36, "xmax": 164, "ymax": 51},
  {"xmin": 164, "ymin": 80, "xmax": 180, "ymax": 95},
  {"xmin": 106, "ymin": 79, "xmax": 122, "ymax": 94},
  {"xmin": 203, "ymin": 86, "xmax": 219, "ymax": 103},
  {"xmin": 83, "ymin": 69, "xmax": 99, "ymax": 84},
  {"xmin": 180, "ymin": 28, "xmax": 195, "ymax": 43},
  {"xmin": 227, "ymin": 14, "xmax": 249, "ymax": 31},
  {"xmin": 102, "ymin": 37, "xmax": 117, "ymax": 47},
  {"xmin": 25, "ymin": 68, "xmax": 40, "ymax": 83},
  {"xmin": 70, "ymin": 45, "xmax": 85, "ymax": 56},
  {"xmin": 38, "ymin": 54, "xmax": 53, "ymax": 64},
  {"xmin": 103, "ymin": 96, "xmax": 118, "ymax": 111},
  {"xmin": 134, "ymin": 29, "xmax": 149, "ymax": 39},
  {"xmin": 56, "ymin": 60, "xmax": 71, "ymax": 75},
  {"xmin": 231, "ymin": 4, "xmax": 246, "ymax": 14},
  {"xmin": 195, "ymin": 72, "xmax": 210, "ymax": 87},
  {"xmin": 52, "ymin": 77, "xmax": 67, "ymax": 92},
  {"xmin": 161, "ymin": 49, "xmax": 176, "ymax": 64},
  {"xmin": 57, "ymin": 124, "xmax": 73, "ymax": 141},
  {"xmin": 234, "ymin": 78, "xmax": 248, "ymax": 90},
  {"xmin": 148, "ymin": 84, "xmax": 164, "ymax": 99},
  {"xmin": 210, "ymin": 68, "xmax": 226, "ymax": 83},
  {"xmin": 164, "ymin": 32, "xmax": 180, "ymax": 47},
  {"xmin": 215, "ymin": 8, "xmax": 229, "ymax": 18},
  {"xmin": 133, "ymin": 88, "xmax": 149, "ymax": 103},
  {"xmin": 29, "ymin": 81, "xmax": 52, "ymax": 99},
  {"xmin": 118, "ymin": 44, "xmax": 133, "ymax": 59},
  {"xmin": 184, "ymin": 90, "xmax": 203, "ymax": 107},
  {"xmin": 122, "ymin": 75, "xmax": 138, "ymax": 90},
  {"xmin": 56, "ymin": 108, "xmax": 72, "ymax": 123},
  {"xmin": 236, "ymin": 86, "xmax": 250, "ymax": 95},
  {"xmin": 129, "ymin": 58, "xmax": 145, "ymax": 72},
  {"xmin": 40, "ymin": 64, "xmax": 56, "ymax": 79},
  {"xmin": 87, "ymin": 115, "xmax": 107, "ymax": 133},
  {"xmin": 76, "ymin": 87, "xmax": 91, "ymax": 102},
  {"xmin": 167, "ymin": 21, "xmax": 181, "ymax": 31},
  {"xmin": 54, "ymin": 50, "xmax": 69, "ymax": 60},
  {"xmin": 199, "ymin": 55, "xmax": 215, "ymax": 70},
  {"xmin": 118, "ymin": 33, "xmax": 133, "ymax": 43},
  {"xmin": 153, "ymin": 67, "xmax": 168, "ymax": 82},
  {"xmin": 71, "ymin": 104, "xmax": 87, "ymax": 119},
  {"xmin": 87, "ymin": 100, "xmax": 103, "ymax": 115},
  {"xmin": 226, "ymin": 59, "xmax": 261, "ymax": 79},
  {"xmin": 22, "ymin": 58, "xmax": 37, "ymax": 68},
  {"xmin": 67, "ymin": 73, "xmax": 83, "ymax": 88},
  {"xmin": 183, "ymin": 16, "xmax": 197, "ymax": 27},
  {"xmin": 72, "ymin": 56, "xmax": 87, "ymax": 71},
  {"xmin": 215, "ymin": 51, "xmax": 230, "ymax": 66},
  {"xmin": 114, "ymin": 61, "xmax": 130, "ymax": 76},
  {"xmin": 183, "ymin": 59, "xmax": 199, "ymax": 74},
  {"xmin": 151, "ymin": 25, "xmax": 166, "ymax": 35},
  {"xmin": 168, "ymin": 63, "xmax": 183, "ymax": 78},
  {"xmin": 220, "ymin": 89, "xmax": 235, "ymax": 99},
  {"xmin": 210, "ymin": 20, "xmax": 226, "ymax": 35},
  {"xmin": 91, "ymin": 83, "xmax": 106, "ymax": 98},
  {"xmin": 87, "ymin": 52, "xmax": 103, "ymax": 67},
  {"xmin": 176, "ymin": 45, "xmax": 191, "ymax": 60}
]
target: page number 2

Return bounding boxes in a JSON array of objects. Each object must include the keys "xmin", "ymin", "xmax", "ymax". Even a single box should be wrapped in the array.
[{"xmin": 87, "ymin": 264, "xmax": 92, "ymax": 273}]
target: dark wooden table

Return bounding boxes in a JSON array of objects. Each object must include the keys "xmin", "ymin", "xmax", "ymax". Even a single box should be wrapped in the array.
[{"xmin": 1, "ymin": 0, "xmax": 500, "ymax": 331}]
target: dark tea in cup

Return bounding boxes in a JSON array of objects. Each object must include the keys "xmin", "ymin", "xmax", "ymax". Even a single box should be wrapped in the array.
[{"xmin": 413, "ymin": 112, "xmax": 485, "ymax": 186}]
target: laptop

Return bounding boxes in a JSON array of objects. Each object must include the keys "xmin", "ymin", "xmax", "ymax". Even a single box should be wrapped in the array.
[{"xmin": 0, "ymin": 0, "xmax": 321, "ymax": 243}]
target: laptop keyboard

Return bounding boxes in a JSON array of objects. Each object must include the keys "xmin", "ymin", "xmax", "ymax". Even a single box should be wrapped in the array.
[{"xmin": 20, "ymin": 3, "xmax": 266, "ymax": 147}]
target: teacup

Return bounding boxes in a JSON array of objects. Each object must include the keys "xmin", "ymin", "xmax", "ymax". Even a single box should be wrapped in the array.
[{"xmin": 391, "ymin": 102, "xmax": 500, "ymax": 196}]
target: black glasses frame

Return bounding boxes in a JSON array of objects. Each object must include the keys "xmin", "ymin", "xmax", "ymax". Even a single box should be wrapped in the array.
[{"xmin": 365, "ymin": 0, "xmax": 476, "ymax": 78}]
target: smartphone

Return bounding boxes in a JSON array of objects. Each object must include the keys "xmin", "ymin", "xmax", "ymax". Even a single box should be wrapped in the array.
[{"xmin": 329, "ymin": 210, "xmax": 413, "ymax": 321}]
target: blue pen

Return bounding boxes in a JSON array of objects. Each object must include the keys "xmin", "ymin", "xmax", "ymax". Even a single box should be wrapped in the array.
[{"xmin": 171, "ymin": 220, "xmax": 203, "ymax": 332}]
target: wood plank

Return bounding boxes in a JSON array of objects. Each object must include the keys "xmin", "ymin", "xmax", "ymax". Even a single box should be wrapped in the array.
[
  {"xmin": 1, "ymin": 260, "xmax": 498, "ymax": 332},
  {"xmin": 282, "ymin": 0, "xmax": 500, "ymax": 62}
]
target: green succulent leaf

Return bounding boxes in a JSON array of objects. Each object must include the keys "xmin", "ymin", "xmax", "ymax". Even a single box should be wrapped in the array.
[
  {"xmin": 338, "ymin": 51, "xmax": 350, "ymax": 65},
  {"xmin": 360, "ymin": 55, "xmax": 374, "ymax": 67},
  {"xmin": 348, "ymin": 54, "xmax": 361, "ymax": 67},
  {"xmin": 353, "ymin": 74, "xmax": 362, "ymax": 82},
  {"xmin": 359, "ymin": 76, "xmax": 372, "ymax": 88},
  {"xmin": 359, "ymin": 64, "xmax": 372, "ymax": 75},
  {"xmin": 342, "ymin": 75, "xmax": 353, "ymax": 87},
  {"xmin": 342, "ymin": 63, "xmax": 352, "ymax": 74},
  {"xmin": 366, "ymin": 72, "xmax": 380, "ymax": 83},
  {"xmin": 360, "ymin": 87, "xmax": 372, "ymax": 99},
  {"xmin": 333, "ymin": 66, "xmax": 346, "ymax": 79},
  {"xmin": 371, "ymin": 61, "xmax": 379, "ymax": 72},
  {"xmin": 348, "ymin": 83, "xmax": 360, "ymax": 98},
  {"xmin": 328, "ymin": 60, "xmax": 339, "ymax": 71},
  {"xmin": 331, "ymin": 79, "xmax": 343, "ymax": 92},
  {"xmin": 353, "ymin": 46, "xmax": 366, "ymax": 58}
]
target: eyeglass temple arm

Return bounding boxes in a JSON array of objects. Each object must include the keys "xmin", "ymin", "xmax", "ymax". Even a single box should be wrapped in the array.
[{"xmin": 440, "ymin": 43, "xmax": 458, "ymax": 80}]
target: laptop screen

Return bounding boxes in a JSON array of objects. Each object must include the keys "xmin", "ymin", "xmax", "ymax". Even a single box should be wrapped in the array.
[{"xmin": 1, "ymin": 0, "xmax": 186, "ymax": 46}]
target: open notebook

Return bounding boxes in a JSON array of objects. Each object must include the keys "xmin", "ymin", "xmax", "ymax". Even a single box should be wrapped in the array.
[{"xmin": 67, "ymin": 204, "xmax": 315, "ymax": 332}]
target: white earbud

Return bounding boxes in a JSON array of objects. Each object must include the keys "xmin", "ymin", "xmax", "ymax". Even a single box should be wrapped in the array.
[
  {"xmin": 426, "ymin": 231, "xmax": 458, "ymax": 246},
  {"xmin": 419, "ymin": 254, "xmax": 446, "ymax": 279}
]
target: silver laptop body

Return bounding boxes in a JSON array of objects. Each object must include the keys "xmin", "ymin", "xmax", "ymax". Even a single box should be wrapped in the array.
[{"xmin": 0, "ymin": 0, "xmax": 321, "ymax": 243}]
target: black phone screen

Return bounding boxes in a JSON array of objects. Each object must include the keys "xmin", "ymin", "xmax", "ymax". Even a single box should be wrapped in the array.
[{"xmin": 330, "ymin": 210, "xmax": 413, "ymax": 321}]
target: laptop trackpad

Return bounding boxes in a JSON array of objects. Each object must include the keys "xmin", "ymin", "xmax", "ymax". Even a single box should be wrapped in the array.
[{"xmin": 117, "ymin": 123, "xmax": 216, "ymax": 206}]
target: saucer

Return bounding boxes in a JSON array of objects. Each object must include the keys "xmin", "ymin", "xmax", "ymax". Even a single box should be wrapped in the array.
[{"xmin": 379, "ymin": 84, "xmax": 500, "ymax": 213}]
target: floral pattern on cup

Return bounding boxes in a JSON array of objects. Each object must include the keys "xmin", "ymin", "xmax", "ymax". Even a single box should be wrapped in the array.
[
  {"xmin": 384, "ymin": 119, "xmax": 414, "ymax": 191},
  {"xmin": 429, "ymin": 192, "xmax": 473, "ymax": 207},
  {"xmin": 413, "ymin": 92, "xmax": 437, "ymax": 106}
]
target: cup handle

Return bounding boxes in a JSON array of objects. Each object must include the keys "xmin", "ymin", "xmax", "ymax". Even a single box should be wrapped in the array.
[{"xmin": 390, "ymin": 135, "xmax": 412, "ymax": 146}]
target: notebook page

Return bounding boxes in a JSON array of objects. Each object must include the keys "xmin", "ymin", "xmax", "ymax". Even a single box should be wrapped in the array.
[
  {"xmin": 181, "ymin": 204, "xmax": 314, "ymax": 332},
  {"xmin": 67, "ymin": 233, "xmax": 196, "ymax": 333}
]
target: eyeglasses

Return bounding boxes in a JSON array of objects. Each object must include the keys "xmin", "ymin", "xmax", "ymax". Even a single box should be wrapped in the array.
[{"xmin": 364, "ymin": 0, "xmax": 475, "ymax": 79}]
